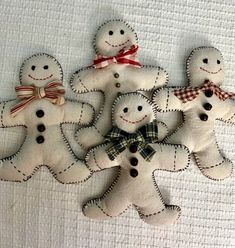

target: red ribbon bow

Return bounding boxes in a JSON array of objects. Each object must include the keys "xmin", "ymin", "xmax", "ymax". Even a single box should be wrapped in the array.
[
  {"xmin": 93, "ymin": 45, "xmax": 142, "ymax": 69},
  {"xmin": 174, "ymin": 80, "xmax": 235, "ymax": 103},
  {"xmin": 11, "ymin": 81, "xmax": 65, "ymax": 117}
]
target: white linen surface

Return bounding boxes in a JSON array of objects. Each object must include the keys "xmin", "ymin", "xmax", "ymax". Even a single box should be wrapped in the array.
[{"xmin": 0, "ymin": 0, "xmax": 234, "ymax": 247}]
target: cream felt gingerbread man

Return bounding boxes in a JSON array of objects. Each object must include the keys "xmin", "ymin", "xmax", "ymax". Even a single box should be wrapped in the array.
[
  {"xmin": 0, "ymin": 53, "xmax": 94, "ymax": 183},
  {"xmin": 153, "ymin": 47, "xmax": 235, "ymax": 180},
  {"xmin": 83, "ymin": 93, "xmax": 190, "ymax": 226},
  {"xmin": 70, "ymin": 20, "xmax": 168, "ymax": 152}
]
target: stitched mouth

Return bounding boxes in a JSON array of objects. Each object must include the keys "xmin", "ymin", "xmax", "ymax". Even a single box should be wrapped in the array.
[
  {"xmin": 200, "ymin": 67, "xmax": 222, "ymax": 74},
  {"xmin": 28, "ymin": 74, "xmax": 53, "ymax": 80},
  {"xmin": 105, "ymin": 39, "xmax": 130, "ymax": 47},
  {"xmin": 120, "ymin": 115, "xmax": 147, "ymax": 124}
]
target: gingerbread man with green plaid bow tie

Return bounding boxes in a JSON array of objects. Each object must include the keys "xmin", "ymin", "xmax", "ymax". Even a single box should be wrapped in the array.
[
  {"xmin": 83, "ymin": 92, "xmax": 190, "ymax": 227},
  {"xmin": 153, "ymin": 46, "xmax": 235, "ymax": 180}
]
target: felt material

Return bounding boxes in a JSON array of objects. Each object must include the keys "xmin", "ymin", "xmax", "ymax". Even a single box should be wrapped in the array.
[
  {"xmin": 70, "ymin": 20, "xmax": 168, "ymax": 154},
  {"xmin": 0, "ymin": 53, "xmax": 94, "ymax": 183},
  {"xmin": 83, "ymin": 93, "xmax": 190, "ymax": 226},
  {"xmin": 152, "ymin": 47, "xmax": 234, "ymax": 181}
]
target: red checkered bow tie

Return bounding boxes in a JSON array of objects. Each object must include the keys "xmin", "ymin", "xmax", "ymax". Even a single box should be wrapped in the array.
[
  {"xmin": 93, "ymin": 45, "xmax": 142, "ymax": 69},
  {"xmin": 173, "ymin": 80, "xmax": 235, "ymax": 103},
  {"xmin": 11, "ymin": 81, "xmax": 65, "ymax": 117}
]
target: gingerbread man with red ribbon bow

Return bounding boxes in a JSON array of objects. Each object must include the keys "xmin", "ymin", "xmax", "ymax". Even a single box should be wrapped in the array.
[
  {"xmin": 0, "ymin": 53, "xmax": 94, "ymax": 183},
  {"xmin": 153, "ymin": 47, "xmax": 235, "ymax": 180},
  {"xmin": 70, "ymin": 20, "xmax": 168, "ymax": 154}
]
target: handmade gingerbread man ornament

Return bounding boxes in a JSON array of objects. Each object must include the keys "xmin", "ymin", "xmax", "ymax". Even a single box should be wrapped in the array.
[
  {"xmin": 153, "ymin": 47, "xmax": 234, "ymax": 180},
  {"xmin": 70, "ymin": 20, "xmax": 168, "ymax": 152},
  {"xmin": 0, "ymin": 53, "xmax": 94, "ymax": 183},
  {"xmin": 83, "ymin": 93, "xmax": 190, "ymax": 226}
]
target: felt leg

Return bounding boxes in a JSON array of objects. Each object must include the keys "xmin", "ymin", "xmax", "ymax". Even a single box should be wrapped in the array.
[
  {"xmin": 194, "ymin": 140, "xmax": 233, "ymax": 180},
  {"xmin": 133, "ymin": 182, "xmax": 181, "ymax": 226},
  {"xmin": 83, "ymin": 194, "xmax": 131, "ymax": 220},
  {"xmin": 48, "ymin": 149, "xmax": 91, "ymax": 184},
  {"xmin": 137, "ymin": 205, "xmax": 181, "ymax": 226},
  {"xmin": 0, "ymin": 141, "xmax": 42, "ymax": 182},
  {"xmin": 83, "ymin": 174, "xmax": 131, "ymax": 219}
]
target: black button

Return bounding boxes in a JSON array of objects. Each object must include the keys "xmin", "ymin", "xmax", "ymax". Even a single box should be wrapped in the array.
[
  {"xmin": 115, "ymin": 82, "xmax": 121, "ymax": 88},
  {"xmin": 130, "ymin": 157, "xmax": 138, "ymax": 166},
  {"xmin": 130, "ymin": 169, "xmax": 138, "ymax": 177},
  {"xmin": 129, "ymin": 144, "xmax": 138, "ymax": 153},
  {"xmin": 203, "ymin": 103, "xmax": 212, "ymax": 111},
  {"xmin": 36, "ymin": 135, "xmax": 44, "ymax": 144},
  {"xmin": 37, "ymin": 124, "xmax": 46, "ymax": 132},
  {"xmin": 204, "ymin": 90, "xmax": 213, "ymax": 97},
  {"xmin": 200, "ymin": 114, "xmax": 208, "ymax": 121},
  {"xmin": 36, "ymin": 110, "xmax": 44, "ymax": 118},
  {"xmin": 114, "ymin": 73, "xmax": 119, "ymax": 78}
]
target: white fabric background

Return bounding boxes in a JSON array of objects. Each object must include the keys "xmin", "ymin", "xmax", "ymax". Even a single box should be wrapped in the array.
[{"xmin": 0, "ymin": 0, "xmax": 234, "ymax": 247}]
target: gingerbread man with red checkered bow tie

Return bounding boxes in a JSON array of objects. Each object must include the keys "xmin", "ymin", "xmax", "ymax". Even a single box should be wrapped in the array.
[
  {"xmin": 152, "ymin": 47, "xmax": 235, "ymax": 180},
  {"xmin": 70, "ymin": 20, "xmax": 168, "ymax": 154}
]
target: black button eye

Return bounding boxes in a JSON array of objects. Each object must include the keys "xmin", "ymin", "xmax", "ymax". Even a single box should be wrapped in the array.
[
  {"xmin": 31, "ymin": 65, "xmax": 36, "ymax": 71},
  {"xmin": 109, "ymin": 30, "xmax": 113, "ymax": 35},
  {"xmin": 217, "ymin": 60, "xmax": 220, "ymax": 64},
  {"xmin": 137, "ymin": 106, "xmax": 142, "ymax": 111},
  {"xmin": 123, "ymin": 107, "xmax": 128, "ymax": 113},
  {"xmin": 203, "ymin": 58, "xmax": 208, "ymax": 64},
  {"xmin": 43, "ymin": 65, "xmax": 48, "ymax": 69},
  {"xmin": 120, "ymin": 29, "xmax": 124, "ymax": 35}
]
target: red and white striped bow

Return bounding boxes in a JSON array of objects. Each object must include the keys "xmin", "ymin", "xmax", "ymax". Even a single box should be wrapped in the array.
[
  {"xmin": 173, "ymin": 80, "xmax": 235, "ymax": 103},
  {"xmin": 93, "ymin": 45, "xmax": 142, "ymax": 69},
  {"xmin": 11, "ymin": 81, "xmax": 65, "ymax": 117}
]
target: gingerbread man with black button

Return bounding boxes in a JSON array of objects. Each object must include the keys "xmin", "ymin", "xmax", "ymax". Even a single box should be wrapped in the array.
[
  {"xmin": 70, "ymin": 20, "xmax": 168, "ymax": 153},
  {"xmin": 153, "ymin": 47, "xmax": 235, "ymax": 180},
  {"xmin": 82, "ymin": 93, "xmax": 190, "ymax": 226},
  {"xmin": 0, "ymin": 53, "xmax": 94, "ymax": 183}
]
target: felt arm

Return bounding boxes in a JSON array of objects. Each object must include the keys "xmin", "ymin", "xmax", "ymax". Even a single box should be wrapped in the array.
[
  {"xmin": 0, "ymin": 100, "xmax": 25, "ymax": 127},
  {"xmin": 128, "ymin": 66, "xmax": 168, "ymax": 90},
  {"xmin": 151, "ymin": 143, "xmax": 190, "ymax": 171},
  {"xmin": 85, "ymin": 144, "xmax": 120, "ymax": 172},
  {"xmin": 70, "ymin": 66, "xmax": 110, "ymax": 93},
  {"xmin": 152, "ymin": 87, "xmax": 184, "ymax": 112},
  {"xmin": 219, "ymin": 99, "xmax": 235, "ymax": 124},
  {"xmin": 62, "ymin": 100, "xmax": 94, "ymax": 125}
]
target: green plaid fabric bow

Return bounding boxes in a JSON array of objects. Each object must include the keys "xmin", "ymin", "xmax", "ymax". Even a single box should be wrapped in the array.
[{"xmin": 105, "ymin": 120, "xmax": 158, "ymax": 162}]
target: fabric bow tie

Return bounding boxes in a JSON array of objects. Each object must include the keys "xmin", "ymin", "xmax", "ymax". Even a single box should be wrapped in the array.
[
  {"xmin": 93, "ymin": 45, "xmax": 142, "ymax": 69},
  {"xmin": 105, "ymin": 120, "xmax": 158, "ymax": 162},
  {"xmin": 11, "ymin": 81, "xmax": 65, "ymax": 117},
  {"xmin": 174, "ymin": 80, "xmax": 235, "ymax": 103}
]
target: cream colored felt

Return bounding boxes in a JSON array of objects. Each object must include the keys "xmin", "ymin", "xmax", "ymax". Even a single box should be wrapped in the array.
[
  {"xmin": 83, "ymin": 93, "xmax": 190, "ymax": 227},
  {"xmin": 70, "ymin": 20, "xmax": 168, "ymax": 155},
  {"xmin": 153, "ymin": 47, "xmax": 234, "ymax": 180},
  {"xmin": 0, "ymin": 53, "xmax": 94, "ymax": 183}
]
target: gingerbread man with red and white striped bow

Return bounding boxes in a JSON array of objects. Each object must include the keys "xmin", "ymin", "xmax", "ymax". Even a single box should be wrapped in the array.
[
  {"xmin": 70, "ymin": 20, "xmax": 168, "ymax": 155},
  {"xmin": 153, "ymin": 46, "xmax": 235, "ymax": 180},
  {"xmin": 0, "ymin": 53, "xmax": 94, "ymax": 183}
]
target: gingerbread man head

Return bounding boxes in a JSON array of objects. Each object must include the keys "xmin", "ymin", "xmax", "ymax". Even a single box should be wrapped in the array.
[
  {"xmin": 94, "ymin": 20, "xmax": 138, "ymax": 57},
  {"xmin": 19, "ymin": 53, "xmax": 63, "ymax": 87},
  {"xmin": 112, "ymin": 93, "xmax": 155, "ymax": 133},
  {"xmin": 187, "ymin": 47, "xmax": 225, "ymax": 87}
]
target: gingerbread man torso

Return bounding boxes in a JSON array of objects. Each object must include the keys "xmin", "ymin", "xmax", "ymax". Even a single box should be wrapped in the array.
[{"xmin": 170, "ymin": 89, "xmax": 233, "ymax": 152}]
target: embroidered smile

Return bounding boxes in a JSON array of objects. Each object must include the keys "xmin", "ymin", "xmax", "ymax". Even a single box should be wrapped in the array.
[
  {"xmin": 28, "ymin": 74, "xmax": 53, "ymax": 80},
  {"xmin": 105, "ymin": 39, "xmax": 129, "ymax": 47},
  {"xmin": 120, "ymin": 115, "xmax": 147, "ymax": 124},
  {"xmin": 200, "ymin": 67, "xmax": 222, "ymax": 74}
]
